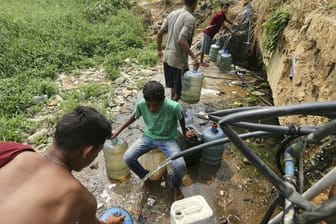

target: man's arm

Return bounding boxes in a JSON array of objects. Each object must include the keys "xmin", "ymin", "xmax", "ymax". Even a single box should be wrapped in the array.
[
  {"xmin": 178, "ymin": 112, "xmax": 194, "ymax": 139},
  {"xmin": 77, "ymin": 187, "xmax": 125, "ymax": 224},
  {"xmin": 157, "ymin": 28, "xmax": 166, "ymax": 60},
  {"xmin": 177, "ymin": 36, "xmax": 200, "ymax": 69},
  {"xmin": 112, "ymin": 112, "xmax": 136, "ymax": 138}
]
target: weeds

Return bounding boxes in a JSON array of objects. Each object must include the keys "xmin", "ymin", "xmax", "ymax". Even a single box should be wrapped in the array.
[
  {"xmin": 0, "ymin": 0, "xmax": 153, "ymax": 141},
  {"xmin": 262, "ymin": 9, "xmax": 290, "ymax": 53}
]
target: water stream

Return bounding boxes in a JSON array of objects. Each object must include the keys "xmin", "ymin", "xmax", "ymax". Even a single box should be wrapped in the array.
[{"xmin": 141, "ymin": 158, "xmax": 172, "ymax": 183}]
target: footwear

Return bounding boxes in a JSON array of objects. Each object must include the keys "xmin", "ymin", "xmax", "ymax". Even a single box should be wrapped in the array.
[
  {"xmin": 142, "ymin": 180, "xmax": 150, "ymax": 194},
  {"xmin": 200, "ymin": 62, "xmax": 209, "ymax": 67},
  {"xmin": 173, "ymin": 187, "xmax": 184, "ymax": 201}
]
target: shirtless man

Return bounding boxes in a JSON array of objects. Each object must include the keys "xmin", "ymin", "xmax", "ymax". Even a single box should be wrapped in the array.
[{"xmin": 0, "ymin": 106, "xmax": 124, "ymax": 224}]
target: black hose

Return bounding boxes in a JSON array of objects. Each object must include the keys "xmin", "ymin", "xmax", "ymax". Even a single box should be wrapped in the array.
[
  {"xmin": 218, "ymin": 101, "xmax": 336, "ymax": 125},
  {"xmin": 209, "ymin": 106, "xmax": 261, "ymax": 117},
  {"xmin": 295, "ymin": 198, "xmax": 336, "ymax": 224},
  {"xmin": 307, "ymin": 119, "xmax": 336, "ymax": 144},
  {"xmin": 169, "ymin": 131, "xmax": 271, "ymax": 161},
  {"xmin": 230, "ymin": 122, "xmax": 317, "ymax": 135}
]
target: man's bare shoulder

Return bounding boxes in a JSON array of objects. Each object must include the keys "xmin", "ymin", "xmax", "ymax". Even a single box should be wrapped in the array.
[{"xmin": 0, "ymin": 152, "xmax": 97, "ymax": 224}]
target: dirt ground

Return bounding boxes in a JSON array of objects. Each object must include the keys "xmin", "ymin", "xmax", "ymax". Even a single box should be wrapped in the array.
[
  {"xmin": 78, "ymin": 1, "xmax": 277, "ymax": 223},
  {"xmin": 74, "ymin": 62, "xmax": 277, "ymax": 223},
  {"xmin": 78, "ymin": 0, "xmax": 336, "ymax": 223}
]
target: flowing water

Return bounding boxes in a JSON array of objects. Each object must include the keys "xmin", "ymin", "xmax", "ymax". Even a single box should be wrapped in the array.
[{"xmin": 141, "ymin": 159, "xmax": 173, "ymax": 183}]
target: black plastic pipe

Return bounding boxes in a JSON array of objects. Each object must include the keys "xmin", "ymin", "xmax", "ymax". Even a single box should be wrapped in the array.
[
  {"xmin": 230, "ymin": 122, "xmax": 317, "ymax": 135},
  {"xmin": 220, "ymin": 124, "xmax": 313, "ymax": 210},
  {"xmin": 218, "ymin": 101, "xmax": 336, "ymax": 124},
  {"xmin": 209, "ymin": 106, "xmax": 262, "ymax": 117},
  {"xmin": 169, "ymin": 131, "xmax": 271, "ymax": 161}
]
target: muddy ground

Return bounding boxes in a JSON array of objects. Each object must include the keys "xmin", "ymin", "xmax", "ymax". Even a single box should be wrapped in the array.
[
  {"xmin": 73, "ymin": 53, "xmax": 279, "ymax": 224},
  {"xmin": 72, "ymin": 1, "xmax": 282, "ymax": 223}
]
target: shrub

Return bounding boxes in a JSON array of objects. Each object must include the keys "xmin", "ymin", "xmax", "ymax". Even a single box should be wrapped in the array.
[{"xmin": 262, "ymin": 9, "xmax": 290, "ymax": 52}]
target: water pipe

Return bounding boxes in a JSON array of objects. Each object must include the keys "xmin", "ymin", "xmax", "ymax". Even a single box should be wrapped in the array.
[
  {"xmin": 169, "ymin": 131, "xmax": 271, "ymax": 161},
  {"xmin": 290, "ymin": 54, "xmax": 296, "ymax": 80},
  {"xmin": 268, "ymin": 167, "xmax": 336, "ymax": 224},
  {"xmin": 209, "ymin": 106, "xmax": 262, "ymax": 117},
  {"xmin": 230, "ymin": 122, "xmax": 317, "ymax": 135},
  {"xmin": 218, "ymin": 101, "xmax": 336, "ymax": 125},
  {"xmin": 221, "ymin": 123, "xmax": 313, "ymax": 211}
]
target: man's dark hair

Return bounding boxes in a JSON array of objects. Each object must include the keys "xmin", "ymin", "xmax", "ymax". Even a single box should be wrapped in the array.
[
  {"xmin": 54, "ymin": 106, "xmax": 111, "ymax": 152},
  {"xmin": 184, "ymin": 0, "xmax": 198, "ymax": 7},
  {"xmin": 143, "ymin": 80, "xmax": 165, "ymax": 102}
]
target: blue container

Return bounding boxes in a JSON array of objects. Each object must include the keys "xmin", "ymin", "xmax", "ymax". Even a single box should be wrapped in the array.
[
  {"xmin": 182, "ymin": 109, "xmax": 194, "ymax": 125},
  {"xmin": 201, "ymin": 123, "xmax": 226, "ymax": 165},
  {"xmin": 99, "ymin": 207, "xmax": 133, "ymax": 224}
]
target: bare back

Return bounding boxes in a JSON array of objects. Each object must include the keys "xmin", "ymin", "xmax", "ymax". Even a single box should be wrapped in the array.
[{"xmin": 0, "ymin": 151, "xmax": 97, "ymax": 224}]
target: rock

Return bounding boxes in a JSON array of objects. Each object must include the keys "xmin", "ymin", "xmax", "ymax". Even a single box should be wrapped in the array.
[
  {"xmin": 90, "ymin": 162, "xmax": 99, "ymax": 169},
  {"xmin": 251, "ymin": 91, "xmax": 265, "ymax": 96},
  {"xmin": 115, "ymin": 77, "xmax": 126, "ymax": 85},
  {"xmin": 27, "ymin": 128, "xmax": 49, "ymax": 144},
  {"xmin": 139, "ymin": 69, "xmax": 155, "ymax": 76}
]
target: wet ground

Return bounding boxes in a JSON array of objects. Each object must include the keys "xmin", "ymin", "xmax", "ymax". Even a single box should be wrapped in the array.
[{"xmin": 74, "ymin": 59, "xmax": 279, "ymax": 223}]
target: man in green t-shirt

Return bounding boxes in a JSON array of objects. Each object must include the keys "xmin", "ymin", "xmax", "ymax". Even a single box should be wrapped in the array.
[{"xmin": 112, "ymin": 80, "xmax": 194, "ymax": 201}]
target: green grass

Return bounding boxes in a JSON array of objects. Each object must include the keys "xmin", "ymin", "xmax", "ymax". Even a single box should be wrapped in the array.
[
  {"xmin": 262, "ymin": 8, "xmax": 290, "ymax": 53},
  {"xmin": 0, "ymin": 0, "xmax": 155, "ymax": 141}
]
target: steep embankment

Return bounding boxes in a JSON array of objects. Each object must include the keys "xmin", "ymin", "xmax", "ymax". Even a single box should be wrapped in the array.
[{"xmin": 254, "ymin": 0, "xmax": 336, "ymax": 125}]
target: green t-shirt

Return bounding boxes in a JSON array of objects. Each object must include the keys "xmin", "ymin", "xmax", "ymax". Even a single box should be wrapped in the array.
[{"xmin": 134, "ymin": 98, "xmax": 182, "ymax": 140}]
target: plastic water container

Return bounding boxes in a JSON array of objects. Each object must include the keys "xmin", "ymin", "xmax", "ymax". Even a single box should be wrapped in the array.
[
  {"xmin": 170, "ymin": 195, "xmax": 215, "ymax": 224},
  {"xmin": 181, "ymin": 70, "xmax": 204, "ymax": 104},
  {"xmin": 201, "ymin": 123, "xmax": 226, "ymax": 165},
  {"xmin": 208, "ymin": 44, "xmax": 220, "ymax": 62},
  {"xmin": 182, "ymin": 109, "xmax": 194, "ymax": 125},
  {"xmin": 103, "ymin": 138, "xmax": 130, "ymax": 181},
  {"xmin": 139, "ymin": 149, "xmax": 167, "ymax": 181},
  {"xmin": 215, "ymin": 49, "xmax": 225, "ymax": 66},
  {"xmin": 219, "ymin": 52, "xmax": 232, "ymax": 73}
]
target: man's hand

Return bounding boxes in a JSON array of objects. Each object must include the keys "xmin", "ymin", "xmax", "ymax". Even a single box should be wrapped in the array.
[
  {"xmin": 106, "ymin": 214, "xmax": 125, "ymax": 224},
  {"xmin": 184, "ymin": 129, "xmax": 195, "ymax": 139},
  {"xmin": 111, "ymin": 130, "xmax": 120, "ymax": 138},
  {"xmin": 192, "ymin": 56, "xmax": 200, "ymax": 71},
  {"xmin": 157, "ymin": 50, "xmax": 163, "ymax": 61}
]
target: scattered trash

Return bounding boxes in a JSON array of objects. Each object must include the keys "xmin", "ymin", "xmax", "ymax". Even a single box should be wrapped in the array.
[
  {"xmin": 217, "ymin": 216, "xmax": 228, "ymax": 224},
  {"xmin": 147, "ymin": 197, "xmax": 156, "ymax": 207},
  {"xmin": 97, "ymin": 203, "xmax": 104, "ymax": 209},
  {"xmin": 242, "ymin": 158, "xmax": 251, "ymax": 165},
  {"xmin": 251, "ymin": 91, "xmax": 265, "ymax": 96},
  {"xmin": 108, "ymin": 184, "xmax": 116, "ymax": 190},
  {"xmin": 90, "ymin": 162, "xmax": 99, "ymax": 169},
  {"xmin": 32, "ymin": 94, "xmax": 48, "ymax": 103}
]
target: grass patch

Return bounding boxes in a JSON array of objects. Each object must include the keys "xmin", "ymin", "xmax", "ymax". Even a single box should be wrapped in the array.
[
  {"xmin": 0, "ymin": 0, "xmax": 153, "ymax": 141},
  {"xmin": 262, "ymin": 8, "xmax": 290, "ymax": 53}
]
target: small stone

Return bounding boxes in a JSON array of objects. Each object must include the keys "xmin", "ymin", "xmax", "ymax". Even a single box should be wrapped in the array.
[
  {"xmin": 147, "ymin": 197, "xmax": 155, "ymax": 206},
  {"xmin": 90, "ymin": 162, "xmax": 98, "ymax": 169},
  {"xmin": 27, "ymin": 128, "xmax": 49, "ymax": 144},
  {"xmin": 108, "ymin": 184, "xmax": 116, "ymax": 190},
  {"xmin": 242, "ymin": 158, "xmax": 251, "ymax": 165}
]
